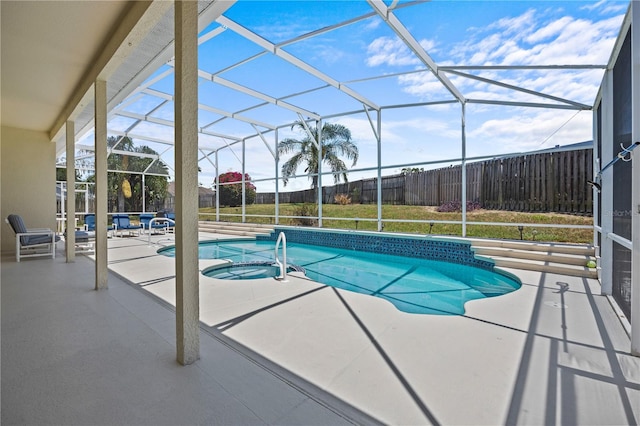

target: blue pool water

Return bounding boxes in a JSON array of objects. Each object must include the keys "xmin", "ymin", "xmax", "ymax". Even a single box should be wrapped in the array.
[
  {"xmin": 206, "ymin": 262, "xmax": 303, "ymax": 280},
  {"xmin": 159, "ymin": 240, "xmax": 520, "ymax": 316}
]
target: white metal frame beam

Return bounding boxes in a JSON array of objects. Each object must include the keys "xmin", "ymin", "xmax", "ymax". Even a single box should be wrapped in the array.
[
  {"xmin": 216, "ymin": 15, "xmax": 380, "ymax": 111},
  {"xmin": 444, "ymin": 69, "xmax": 592, "ymax": 110},
  {"xmin": 199, "ymin": 69, "xmax": 320, "ymax": 120}
]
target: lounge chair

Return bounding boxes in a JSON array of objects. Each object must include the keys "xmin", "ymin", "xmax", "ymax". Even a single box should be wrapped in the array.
[
  {"xmin": 112, "ymin": 214, "xmax": 143, "ymax": 237},
  {"xmin": 6, "ymin": 214, "xmax": 60, "ymax": 262},
  {"xmin": 139, "ymin": 213, "xmax": 169, "ymax": 235},
  {"xmin": 84, "ymin": 214, "xmax": 114, "ymax": 237}
]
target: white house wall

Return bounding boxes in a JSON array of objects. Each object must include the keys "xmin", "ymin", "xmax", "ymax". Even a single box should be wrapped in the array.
[{"xmin": 1, "ymin": 126, "xmax": 57, "ymax": 255}]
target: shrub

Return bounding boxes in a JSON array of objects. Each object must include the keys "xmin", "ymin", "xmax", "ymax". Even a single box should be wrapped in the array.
[
  {"xmin": 215, "ymin": 171, "xmax": 256, "ymax": 207},
  {"xmin": 334, "ymin": 193, "xmax": 352, "ymax": 205},
  {"xmin": 437, "ymin": 200, "xmax": 482, "ymax": 213},
  {"xmin": 292, "ymin": 203, "xmax": 318, "ymax": 226}
]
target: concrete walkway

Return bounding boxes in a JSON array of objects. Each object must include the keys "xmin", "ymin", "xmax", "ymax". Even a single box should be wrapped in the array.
[
  {"xmin": 1, "ymin": 242, "xmax": 374, "ymax": 425},
  {"xmin": 3, "ymin": 232, "xmax": 639, "ymax": 425}
]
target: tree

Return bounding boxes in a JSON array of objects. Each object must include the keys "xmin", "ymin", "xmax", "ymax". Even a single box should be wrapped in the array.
[
  {"xmin": 278, "ymin": 121, "xmax": 358, "ymax": 189},
  {"xmin": 56, "ymin": 167, "xmax": 82, "ymax": 182},
  {"xmin": 87, "ymin": 136, "xmax": 169, "ymax": 212},
  {"xmin": 215, "ymin": 171, "xmax": 256, "ymax": 207},
  {"xmin": 401, "ymin": 167, "xmax": 424, "ymax": 175}
]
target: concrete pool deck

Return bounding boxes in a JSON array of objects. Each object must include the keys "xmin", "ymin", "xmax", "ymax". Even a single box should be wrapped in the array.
[
  {"xmin": 3, "ymin": 232, "xmax": 638, "ymax": 424},
  {"xmin": 104, "ymin": 232, "xmax": 640, "ymax": 425}
]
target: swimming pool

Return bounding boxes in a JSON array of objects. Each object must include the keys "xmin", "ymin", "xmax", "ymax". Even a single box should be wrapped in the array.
[{"xmin": 159, "ymin": 237, "xmax": 521, "ymax": 316}]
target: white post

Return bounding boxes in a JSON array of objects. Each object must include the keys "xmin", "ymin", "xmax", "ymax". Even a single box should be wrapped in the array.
[
  {"xmin": 60, "ymin": 181, "xmax": 65, "ymax": 231},
  {"xmin": 95, "ymin": 79, "xmax": 108, "ymax": 290},
  {"xmin": 601, "ymin": 71, "xmax": 614, "ymax": 295},
  {"xmin": 174, "ymin": 0, "xmax": 200, "ymax": 365},
  {"xmin": 377, "ymin": 110, "xmax": 383, "ymax": 231},
  {"xmin": 215, "ymin": 151, "xmax": 219, "ymax": 222},
  {"xmin": 461, "ymin": 102, "xmax": 467, "ymax": 237},
  {"xmin": 66, "ymin": 120, "xmax": 76, "ymax": 262},
  {"xmin": 275, "ymin": 128, "xmax": 280, "ymax": 225},
  {"xmin": 142, "ymin": 174, "xmax": 146, "ymax": 213},
  {"xmin": 592, "ymin": 106, "xmax": 600, "ymax": 271},
  {"xmin": 242, "ymin": 139, "xmax": 246, "ymax": 223},
  {"xmin": 85, "ymin": 182, "xmax": 89, "ymax": 216},
  {"xmin": 317, "ymin": 120, "xmax": 323, "ymax": 228}
]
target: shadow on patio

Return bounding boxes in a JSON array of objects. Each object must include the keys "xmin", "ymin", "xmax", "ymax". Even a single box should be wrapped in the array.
[{"xmin": 3, "ymin": 234, "xmax": 638, "ymax": 425}]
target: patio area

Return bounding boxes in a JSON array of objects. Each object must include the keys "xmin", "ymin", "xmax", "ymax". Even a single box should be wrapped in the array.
[{"xmin": 3, "ymin": 232, "xmax": 638, "ymax": 425}]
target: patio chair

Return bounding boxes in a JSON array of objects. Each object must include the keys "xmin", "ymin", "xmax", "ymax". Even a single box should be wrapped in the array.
[
  {"xmin": 6, "ymin": 214, "xmax": 60, "ymax": 262},
  {"xmin": 63, "ymin": 229, "xmax": 95, "ymax": 255},
  {"xmin": 156, "ymin": 211, "xmax": 175, "ymax": 234},
  {"xmin": 166, "ymin": 213, "xmax": 176, "ymax": 233},
  {"xmin": 111, "ymin": 214, "xmax": 143, "ymax": 237},
  {"xmin": 83, "ymin": 214, "xmax": 114, "ymax": 237},
  {"xmin": 139, "ymin": 213, "xmax": 169, "ymax": 235},
  {"xmin": 84, "ymin": 214, "xmax": 96, "ymax": 231}
]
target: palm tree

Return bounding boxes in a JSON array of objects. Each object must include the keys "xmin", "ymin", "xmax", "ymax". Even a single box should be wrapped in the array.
[
  {"xmin": 278, "ymin": 121, "xmax": 358, "ymax": 189},
  {"xmin": 85, "ymin": 136, "xmax": 170, "ymax": 212}
]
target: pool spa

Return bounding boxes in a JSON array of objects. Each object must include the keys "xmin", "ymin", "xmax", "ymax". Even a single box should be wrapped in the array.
[{"xmin": 159, "ymin": 228, "xmax": 521, "ymax": 315}]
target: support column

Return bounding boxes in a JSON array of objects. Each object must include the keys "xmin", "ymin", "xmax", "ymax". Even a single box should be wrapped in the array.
[
  {"xmin": 242, "ymin": 139, "xmax": 246, "ymax": 223},
  {"xmin": 630, "ymin": 0, "xmax": 639, "ymax": 356},
  {"xmin": 275, "ymin": 128, "xmax": 280, "ymax": 225},
  {"xmin": 377, "ymin": 111, "xmax": 382, "ymax": 232},
  {"xmin": 601, "ymin": 71, "xmax": 614, "ymax": 295},
  {"xmin": 461, "ymin": 101, "xmax": 467, "ymax": 237},
  {"xmin": 95, "ymin": 79, "xmax": 108, "ymax": 290},
  {"xmin": 174, "ymin": 0, "xmax": 200, "ymax": 365},
  {"xmin": 592, "ymin": 105, "xmax": 600, "ymax": 268},
  {"xmin": 142, "ymin": 174, "xmax": 146, "ymax": 213},
  {"xmin": 317, "ymin": 120, "xmax": 322, "ymax": 228},
  {"xmin": 215, "ymin": 151, "xmax": 219, "ymax": 222},
  {"xmin": 66, "ymin": 121, "xmax": 76, "ymax": 262}
]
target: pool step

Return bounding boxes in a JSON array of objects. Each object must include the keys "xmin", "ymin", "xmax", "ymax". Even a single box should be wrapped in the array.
[
  {"xmin": 198, "ymin": 221, "xmax": 275, "ymax": 238},
  {"xmin": 485, "ymin": 256, "xmax": 597, "ymax": 278},
  {"xmin": 468, "ymin": 238, "xmax": 597, "ymax": 278}
]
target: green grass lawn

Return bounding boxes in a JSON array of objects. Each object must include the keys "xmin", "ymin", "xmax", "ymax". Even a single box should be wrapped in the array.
[{"xmin": 199, "ymin": 203, "xmax": 594, "ymax": 244}]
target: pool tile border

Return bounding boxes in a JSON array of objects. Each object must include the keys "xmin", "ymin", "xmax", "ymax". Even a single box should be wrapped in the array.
[{"xmin": 257, "ymin": 228, "xmax": 495, "ymax": 270}]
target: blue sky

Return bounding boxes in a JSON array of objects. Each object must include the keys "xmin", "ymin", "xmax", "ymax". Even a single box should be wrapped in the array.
[{"xmin": 79, "ymin": 0, "xmax": 629, "ymax": 193}]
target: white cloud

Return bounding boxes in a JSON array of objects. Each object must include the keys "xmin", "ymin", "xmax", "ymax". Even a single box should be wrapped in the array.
[
  {"xmin": 525, "ymin": 16, "xmax": 573, "ymax": 43},
  {"xmin": 486, "ymin": 8, "xmax": 537, "ymax": 38},
  {"xmin": 453, "ymin": 9, "xmax": 622, "ymax": 67},
  {"xmin": 467, "ymin": 108, "xmax": 592, "ymax": 153},
  {"xmin": 362, "ymin": 5, "xmax": 622, "ymax": 111},
  {"xmin": 419, "ymin": 38, "xmax": 437, "ymax": 53},
  {"xmin": 363, "ymin": 17, "xmax": 381, "ymax": 31},
  {"xmin": 365, "ymin": 36, "xmax": 438, "ymax": 67},
  {"xmin": 581, "ymin": 0, "xmax": 608, "ymax": 12},
  {"xmin": 397, "ymin": 72, "xmax": 451, "ymax": 100},
  {"xmin": 392, "ymin": 7, "xmax": 623, "ymax": 109},
  {"xmin": 581, "ymin": 0, "xmax": 627, "ymax": 14},
  {"xmin": 366, "ymin": 36, "xmax": 421, "ymax": 67},
  {"xmin": 314, "ymin": 43, "xmax": 348, "ymax": 65},
  {"xmin": 334, "ymin": 114, "xmax": 462, "ymax": 171}
]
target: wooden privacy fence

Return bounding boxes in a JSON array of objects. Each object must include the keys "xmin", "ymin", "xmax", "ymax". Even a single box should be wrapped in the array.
[
  {"xmin": 255, "ymin": 149, "xmax": 593, "ymax": 214},
  {"xmin": 481, "ymin": 149, "xmax": 592, "ymax": 213}
]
